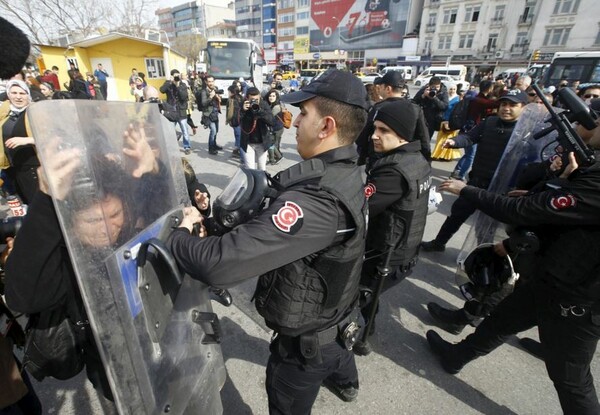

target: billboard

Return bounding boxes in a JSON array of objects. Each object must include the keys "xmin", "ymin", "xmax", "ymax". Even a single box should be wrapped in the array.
[{"xmin": 309, "ymin": 0, "xmax": 409, "ymax": 52}]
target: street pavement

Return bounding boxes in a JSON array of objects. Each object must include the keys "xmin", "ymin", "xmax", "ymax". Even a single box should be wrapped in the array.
[{"xmin": 24, "ymin": 95, "xmax": 599, "ymax": 414}]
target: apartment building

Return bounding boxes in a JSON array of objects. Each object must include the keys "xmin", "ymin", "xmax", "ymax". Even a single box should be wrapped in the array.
[{"xmin": 156, "ymin": 1, "xmax": 234, "ymax": 40}]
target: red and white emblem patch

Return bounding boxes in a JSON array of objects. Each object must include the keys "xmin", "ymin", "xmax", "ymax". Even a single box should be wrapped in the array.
[
  {"xmin": 549, "ymin": 194, "xmax": 576, "ymax": 210},
  {"xmin": 364, "ymin": 183, "xmax": 376, "ymax": 199},
  {"xmin": 272, "ymin": 201, "xmax": 304, "ymax": 233}
]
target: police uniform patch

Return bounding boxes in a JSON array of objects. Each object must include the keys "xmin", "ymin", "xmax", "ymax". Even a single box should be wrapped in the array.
[
  {"xmin": 272, "ymin": 201, "xmax": 304, "ymax": 233},
  {"xmin": 549, "ymin": 193, "xmax": 577, "ymax": 210},
  {"xmin": 365, "ymin": 183, "xmax": 376, "ymax": 199}
]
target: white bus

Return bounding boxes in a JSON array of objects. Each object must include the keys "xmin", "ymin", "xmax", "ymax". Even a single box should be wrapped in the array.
[
  {"xmin": 543, "ymin": 51, "xmax": 600, "ymax": 87},
  {"xmin": 204, "ymin": 38, "xmax": 265, "ymax": 100}
]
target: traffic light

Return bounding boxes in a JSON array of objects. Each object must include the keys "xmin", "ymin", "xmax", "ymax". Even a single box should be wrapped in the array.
[{"xmin": 532, "ymin": 50, "xmax": 541, "ymax": 61}]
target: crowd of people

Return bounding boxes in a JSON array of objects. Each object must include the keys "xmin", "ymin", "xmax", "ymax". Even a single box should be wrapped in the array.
[{"xmin": 2, "ymin": 17, "xmax": 600, "ymax": 414}]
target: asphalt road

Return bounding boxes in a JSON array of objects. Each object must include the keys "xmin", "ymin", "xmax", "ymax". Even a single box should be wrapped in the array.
[{"xmin": 22, "ymin": 95, "xmax": 599, "ymax": 414}]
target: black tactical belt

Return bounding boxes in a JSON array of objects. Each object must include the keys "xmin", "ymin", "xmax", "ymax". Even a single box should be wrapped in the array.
[{"xmin": 316, "ymin": 308, "xmax": 360, "ymax": 347}]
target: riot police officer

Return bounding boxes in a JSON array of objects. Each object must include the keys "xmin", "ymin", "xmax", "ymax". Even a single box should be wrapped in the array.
[
  {"xmin": 167, "ymin": 69, "xmax": 369, "ymax": 414},
  {"xmin": 427, "ymin": 140, "xmax": 600, "ymax": 414},
  {"xmin": 354, "ymin": 99, "xmax": 431, "ymax": 355}
]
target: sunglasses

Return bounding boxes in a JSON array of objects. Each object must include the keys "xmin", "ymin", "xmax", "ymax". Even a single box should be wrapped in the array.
[{"xmin": 584, "ymin": 94, "xmax": 600, "ymax": 99}]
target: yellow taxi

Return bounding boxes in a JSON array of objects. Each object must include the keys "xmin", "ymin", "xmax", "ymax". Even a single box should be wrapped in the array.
[{"xmin": 281, "ymin": 71, "xmax": 297, "ymax": 80}]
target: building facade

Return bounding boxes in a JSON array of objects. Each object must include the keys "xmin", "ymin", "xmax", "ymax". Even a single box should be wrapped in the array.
[
  {"xmin": 418, "ymin": 0, "xmax": 600, "ymax": 77},
  {"xmin": 156, "ymin": 1, "xmax": 234, "ymax": 40}
]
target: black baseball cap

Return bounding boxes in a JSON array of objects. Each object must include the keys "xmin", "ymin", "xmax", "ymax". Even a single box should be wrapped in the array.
[
  {"xmin": 281, "ymin": 68, "xmax": 369, "ymax": 110},
  {"xmin": 380, "ymin": 70, "xmax": 405, "ymax": 88},
  {"xmin": 498, "ymin": 89, "xmax": 528, "ymax": 104}
]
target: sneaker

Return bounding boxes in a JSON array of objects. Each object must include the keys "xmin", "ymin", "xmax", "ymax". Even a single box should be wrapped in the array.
[
  {"xmin": 214, "ymin": 145, "xmax": 223, "ymax": 151},
  {"xmin": 274, "ymin": 156, "xmax": 283, "ymax": 165},
  {"xmin": 208, "ymin": 148, "xmax": 218, "ymax": 155},
  {"xmin": 184, "ymin": 148, "xmax": 191, "ymax": 155},
  {"xmin": 322, "ymin": 378, "xmax": 358, "ymax": 402},
  {"xmin": 420, "ymin": 240, "xmax": 446, "ymax": 252},
  {"xmin": 232, "ymin": 148, "xmax": 240, "ymax": 156},
  {"xmin": 427, "ymin": 302, "xmax": 468, "ymax": 335},
  {"xmin": 449, "ymin": 171, "xmax": 463, "ymax": 180}
]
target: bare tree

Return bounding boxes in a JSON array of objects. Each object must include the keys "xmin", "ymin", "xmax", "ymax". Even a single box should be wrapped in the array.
[
  {"xmin": 0, "ymin": 0, "xmax": 157, "ymax": 44},
  {"xmin": 171, "ymin": 34, "xmax": 207, "ymax": 67}
]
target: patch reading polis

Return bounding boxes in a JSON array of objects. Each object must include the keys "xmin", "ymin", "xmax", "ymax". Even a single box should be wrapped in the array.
[
  {"xmin": 365, "ymin": 183, "xmax": 376, "ymax": 199},
  {"xmin": 549, "ymin": 193, "xmax": 577, "ymax": 210},
  {"xmin": 272, "ymin": 201, "xmax": 304, "ymax": 233}
]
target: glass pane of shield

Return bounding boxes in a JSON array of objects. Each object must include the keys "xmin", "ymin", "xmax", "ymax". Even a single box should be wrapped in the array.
[{"xmin": 27, "ymin": 101, "xmax": 226, "ymax": 414}]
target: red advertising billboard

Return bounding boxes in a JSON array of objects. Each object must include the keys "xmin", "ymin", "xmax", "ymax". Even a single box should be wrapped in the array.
[{"xmin": 309, "ymin": 0, "xmax": 409, "ymax": 52}]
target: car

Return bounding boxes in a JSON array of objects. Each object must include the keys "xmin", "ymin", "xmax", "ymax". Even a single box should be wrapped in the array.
[
  {"xmin": 361, "ymin": 73, "xmax": 382, "ymax": 84},
  {"xmin": 414, "ymin": 74, "xmax": 470, "ymax": 91},
  {"xmin": 281, "ymin": 71, "xmax": 297, "ymax": 80}
]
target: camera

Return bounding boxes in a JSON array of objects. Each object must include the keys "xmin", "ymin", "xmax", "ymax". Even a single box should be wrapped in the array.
[
  {"xmin": 173, "ymin": 76, "xmax": 180, "ymax": 82},
  {"xmin": 216, "ymin": 89, "xmax": 224, "ymax": 95},
  {"xmin": 0, "ymin": 217, "xmax": 23, "ymax": 241},
  {"xmin": 250, "ymin": 99, "xmax": 260, "ymax": 112},
  {"xmin": 428, "ymin": 89, "xmax": 437, "ymax": 98}
]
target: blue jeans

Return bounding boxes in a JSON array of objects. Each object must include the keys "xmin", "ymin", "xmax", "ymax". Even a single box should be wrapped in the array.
[
  {"xmin": 174, "ymin": 119, "xmax": 190, "ymax": 149},
  {"xmin": 208, "ymin": 121, "xmax": 218, "ymax": 149},
  {"xmin": 454, "ymin": 143, "xmax": 477, "ymax": 179},
  {"xmin": 232, "ymin": 125, "xmax": 241, "ymax": 148}
]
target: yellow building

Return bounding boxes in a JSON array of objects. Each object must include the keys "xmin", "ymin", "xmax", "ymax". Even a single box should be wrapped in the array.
[{"xmin": 36, "ymin": 33, "xmax": 188, "ymax": 101}]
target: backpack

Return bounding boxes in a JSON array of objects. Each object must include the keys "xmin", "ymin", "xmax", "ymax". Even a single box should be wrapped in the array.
[
  {"xmin": 279, "ymin": 104, "xmax": 292, "ymax": 129},
  {"xmin": 448, "ymin": 97, "xmax": 472, "ymax": 131}
]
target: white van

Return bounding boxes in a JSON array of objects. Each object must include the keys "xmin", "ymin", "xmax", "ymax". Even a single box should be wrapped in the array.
[
  {"xmin": 414, "ymin": 65, "xmax": 467, "ymax": 86},
  {"xmin": 380, "ymin": 66, "xmax": 413, "ymax": 81}
]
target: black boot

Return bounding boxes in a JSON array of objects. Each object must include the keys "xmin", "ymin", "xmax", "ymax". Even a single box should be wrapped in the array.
[
  {"xmin": 426, "ymin": 330, "xmax": 472, "ymax": 374},
  {"xmin": 427, "ymin": 302, "xmax": 471, "ymax": 335},
  {"xmin": 209, "ymin": 287, "xmax": 233, "ymax": 307},
  {"xmin": 322, "ymin": 378, "xmax": 359, "ymax": 402}
]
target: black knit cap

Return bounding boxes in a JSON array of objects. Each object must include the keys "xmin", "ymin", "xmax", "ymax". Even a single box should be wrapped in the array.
[
  {"xmin": 281, "ymin": 68, "xmax": 369, "ymax": 110},
  {"xmin": 373, "ymin": 100, "xmax": 420, "ymax": 141}
]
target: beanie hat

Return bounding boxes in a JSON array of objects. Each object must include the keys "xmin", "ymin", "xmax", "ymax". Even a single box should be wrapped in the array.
[{"xmin": 373, "ymin": 100, "xmax": 420, "ymax": 141}]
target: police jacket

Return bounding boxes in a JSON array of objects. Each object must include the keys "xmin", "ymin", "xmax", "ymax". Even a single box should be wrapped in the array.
[
  {"xmin": 167, "ymin": 146, "xmax": 367, "ymax": 336},
  {"xmin": 459, "ymin": 160, "xmax": 600, "ymax": 304},
  {"xmin": 365, "ymin": 141, "xmax": 431, "ymax": 267},
  {"xmin": 452, "ymin": 116, "xmax": 516, "ymax": 186},
  {"xmin": 239, "ymin": 99, "xmax": 274, "ymax": 152}
]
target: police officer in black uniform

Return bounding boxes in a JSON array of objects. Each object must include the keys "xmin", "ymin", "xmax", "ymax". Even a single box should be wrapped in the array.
[
  {"xmin": 167, "ymin": 69, "xmax": 369, "ymax": 414},
  {"xmin": 354, "ymin": 99, "xmax": 431, "ymax": 355},
  {"xmin": 427, "ymin": 132, "xmax": 600, "ymax": 414},
  {"xmin": 421, "ymin": 89, "xmax": 528, "ymax": 252}
]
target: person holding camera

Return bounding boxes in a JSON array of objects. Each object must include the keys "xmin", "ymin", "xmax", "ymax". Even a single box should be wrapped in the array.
[
  {"xmin": 160, "ymin": 69, "xmax": 191, "ymax": 154},
  {"xmin": 240, "ymin": 87, "xmax": 274, "ymax": 171},
  {"xmin": 197, "ymin": 74, "xmax": 222, "ymax": 155},
  {"xmin": 413, "ymin": 76, "xmax": 449, "ymax": 139}
]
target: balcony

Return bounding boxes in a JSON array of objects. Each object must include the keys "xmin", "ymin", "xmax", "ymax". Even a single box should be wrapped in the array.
[
  {"xmin": 510, "ymin": 43, "xmax": 529, "ymax": 55},
  {"xmin": 481, "ymin": 45, "xmax": 497, "ymax": 53},
  {"xmin": 425, "ymin": 23, "xmax": 436, "ymax": 33},
  {"xmin": 518, "ymin": 14, "xmax": 534, "ymax": 25},
  {"xmin": 490, "ymin": 17, "xmax": 504, "ymax": 28}
]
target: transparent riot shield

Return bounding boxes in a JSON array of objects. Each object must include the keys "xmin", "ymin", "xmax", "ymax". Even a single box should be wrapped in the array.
[
  {"xmin": 455, "ymin": 104, "xmax": 560, "ymax": 269},
  {"xmin": 27, "ymin": 101, "xmax": 226, "ymax": 415}
]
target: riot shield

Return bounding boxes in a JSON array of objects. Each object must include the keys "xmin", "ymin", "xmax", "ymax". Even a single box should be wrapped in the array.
[
  {"xmin": 27, "ymin": 101, "xmax": 226, "ymax": 415},
  {"xmin": 455, "ymin": 103, "xmax": 560, "ymax": 268}
]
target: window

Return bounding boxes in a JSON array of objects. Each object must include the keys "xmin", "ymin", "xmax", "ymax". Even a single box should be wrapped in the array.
[
  {"xmin": 596, "ymin": 26, "xmax": 600, "ymax": 45},
  {"xmin": 278, "ymin": 0, "xmax": 293, "ymax": 8},
  {"xmin": 464, "ymin": 5, "xmax": 480, "ymax": 22},
  {"xmin": 553, "ymin": 0, "xmax": 580, "ymax": 14},
  {"xmin": 296, "ymin": 26, "xmax": 309, "ymax": 35},
  {"xmin": 515, "ymin": 31, "xmax": 529, "ymax": 46},
  {"xmin": 458, "ymin": 33, "xmax": 474, "ymax": 48},
  {"xmin": 428, "ymin": 13, "xmax": 437, "ymax": 25},
  {"xmin": 442, "ymin": 8, "xmax": 458, "ymax": 24},
  {"xmin": 543, "ymin": 27, "xmax": 572, "ymax": 46},
  {"xmin": 296, "ymin": 11, "xmax": 309, "ymax": 20},
  {"xmin": 297, "ymin": 0, "xmax": 309, "ymax": 6},
  {"xmin": 173, "ymin": 9, "xmax": 192, "ymax": 19},
  {"xmin": 493, "ymin": 5, "xmax": 505, "ymax": 21},
  {"xmin": 278, "ymin": 13, "xmax": 294, "ymax": 24},
  {"xmin": 438, "ymin": 34, "xmax": 452, "ymax": 49},
  {"xmin": 278, "ymin": 27, "xmax": 294, "ymax": 37},
  {"xmin": 487, "ymin": 34, "xmax": 498, "ymax": 51},
  {"xmin": 423, "ymin": 39, "xmax": 432, "ymax": 54},
  {"xmin": 145, "ymin": 58, "xmax": 165, "ymax": 79}
]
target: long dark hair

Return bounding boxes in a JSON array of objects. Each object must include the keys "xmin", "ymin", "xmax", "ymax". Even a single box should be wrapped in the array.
[{"xmin": 266, "ymin": 89, "xmax": 281, "ymax": 107}]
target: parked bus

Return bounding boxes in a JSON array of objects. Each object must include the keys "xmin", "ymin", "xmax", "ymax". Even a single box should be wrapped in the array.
[
  {"xmin": 204, "ymin": 38, "xmax": 265, "ymax": 100},
  {"xmin": 542, "ymin": 51, "xmax": 600, "ymax": 87}
]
